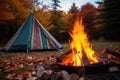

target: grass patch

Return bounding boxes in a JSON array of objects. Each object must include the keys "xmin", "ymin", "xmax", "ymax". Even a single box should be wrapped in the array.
[
  {"xmin": 92, "ymin": 42, "xmax": 120, "ymax": 52},
  {"xmin": 0, "ymin": 42, "xmax": 120, "ymax": 55}
]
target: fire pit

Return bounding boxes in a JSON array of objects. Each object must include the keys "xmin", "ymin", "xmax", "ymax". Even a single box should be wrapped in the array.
[
  {"xmin": 57, "ymin": 61, "xmax": 120, "ymax": 75},
  {"xmin": 56, "ymin": 18, "xmax": 120, "ymax": 78},
  {"xmin": 56, "ymin": 49, "xmax": 120, "ymax": 75}
]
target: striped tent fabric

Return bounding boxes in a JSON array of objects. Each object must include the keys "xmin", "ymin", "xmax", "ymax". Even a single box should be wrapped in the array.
[{"xmin": 3, "ymin": 12, "xmax": 62, "ymax": 52}]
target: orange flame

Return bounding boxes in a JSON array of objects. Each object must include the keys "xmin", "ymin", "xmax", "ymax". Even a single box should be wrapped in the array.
[{"xmin": 60, "ymin": 18, "xmax": 99, "ymax": 66}]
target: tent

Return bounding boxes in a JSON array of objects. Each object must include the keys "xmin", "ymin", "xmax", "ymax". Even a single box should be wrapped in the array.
[{"xmin": 3, "ymin": 12, "xmax": 62, "ymax": 52}]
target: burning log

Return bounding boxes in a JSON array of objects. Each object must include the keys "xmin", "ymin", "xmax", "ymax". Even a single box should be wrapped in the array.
[
  {"xmin": 56, "ymin": 48, "xmax": 91, "ymax": 66},
  {"xmin": 80, "ymin": 47, "xmax": 90, "ymax": 66},
  {"xmin": 102, "ymin": 48, "xmax": 120, "ymax": 58},
  {"xmin": 102, "ymin": 48, "xmax": 120, "ymax": 64},
  {"xmin": 56, "ymin": 49, "xmax": 72, "ymax": 63}
]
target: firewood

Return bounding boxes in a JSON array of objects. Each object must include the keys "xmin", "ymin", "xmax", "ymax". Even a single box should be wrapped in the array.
[
  {"xmin": 81, "ymin": 53, "xmax": 90, "ymax": 66},
  {"xmin": 56, "ymin": 49, "xmax": 72, "ymax": 63},
  {"xmin": 109, "ymin": 57, "xmax": 120, "ymax": 64},
  {"xmin": 102, "ymin": 48, "xmax": 120, "ymax": 64},
  {"xmin": 102, "ymin": 48, "xmax": 120, "ymax": 58}
]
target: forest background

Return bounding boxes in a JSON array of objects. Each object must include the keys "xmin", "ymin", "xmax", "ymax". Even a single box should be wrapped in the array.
[{"xmin": 0, "ymin": 0, "xmax": 120, "ymax": 46}]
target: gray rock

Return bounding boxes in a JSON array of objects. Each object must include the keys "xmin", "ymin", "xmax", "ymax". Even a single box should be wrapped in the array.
[{"xmin": 36, "ymin": 66, "xmax": 45, "ymax": 78}]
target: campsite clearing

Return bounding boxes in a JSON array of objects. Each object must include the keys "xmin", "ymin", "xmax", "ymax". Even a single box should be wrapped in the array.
[{"xmin": 0, "ymin": 42, "xmax": 120, "ymax": 79}]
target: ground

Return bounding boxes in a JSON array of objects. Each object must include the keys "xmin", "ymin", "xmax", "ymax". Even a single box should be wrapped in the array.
[{"xmin": 0, "ymin": 42, "xmax": 120, "ymax": 79}]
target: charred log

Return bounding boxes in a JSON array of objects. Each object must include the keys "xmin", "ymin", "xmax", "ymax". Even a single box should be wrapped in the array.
[
  {"xmin": 102, "ymin": 48, "xmax": 120, "ymax": 58},
  {"xmin": 102, "ymin": 48, "xmax": 120, "ymax": 64},
  {"xmin": 56, "ymin": 49, "xmax": 72, "ymax": 63}
]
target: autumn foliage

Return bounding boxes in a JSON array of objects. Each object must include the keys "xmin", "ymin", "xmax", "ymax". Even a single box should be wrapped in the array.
[{"xmin": 0, "ymin": 1, "xmax": 98, "ymax": 45}]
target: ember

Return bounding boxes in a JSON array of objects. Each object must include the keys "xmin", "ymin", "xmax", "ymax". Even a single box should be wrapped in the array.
[{"xmin": 58, "ymin": 18, "xmax": 99, "ymax": 66}]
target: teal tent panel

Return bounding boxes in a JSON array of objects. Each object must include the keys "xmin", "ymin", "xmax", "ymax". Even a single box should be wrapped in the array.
[{"xmin": 10, "ymin": 13, "xmax": 33, "ymax": 50}]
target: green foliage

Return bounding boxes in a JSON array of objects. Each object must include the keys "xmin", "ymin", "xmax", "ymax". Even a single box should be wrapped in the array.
[
  {"xmin": 68, "ymin": 3, "xmax": 79, "ymax": 32},
  {"xmin": 51, "ymin": 0, "xmax": 61, "ymax": 11},
  {"xmin": 49, "ymin": 0, "xmax": 64, "ymax": 42},
  {"xmin": 68, "ymin": 3, "xmax": 79, "ymax": 13},
  {"xmin": 96, "ymin": 0, "xmax": 120, "ymax": 41}
]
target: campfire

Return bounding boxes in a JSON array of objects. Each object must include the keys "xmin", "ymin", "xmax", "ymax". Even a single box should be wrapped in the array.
[
  {"xmin": 57, "ymin": 18, "xmax": 99, "ymax": 67},
  {"xmin": 56, "ymin": 18, "xmax": 120, "ymax": 78}
]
